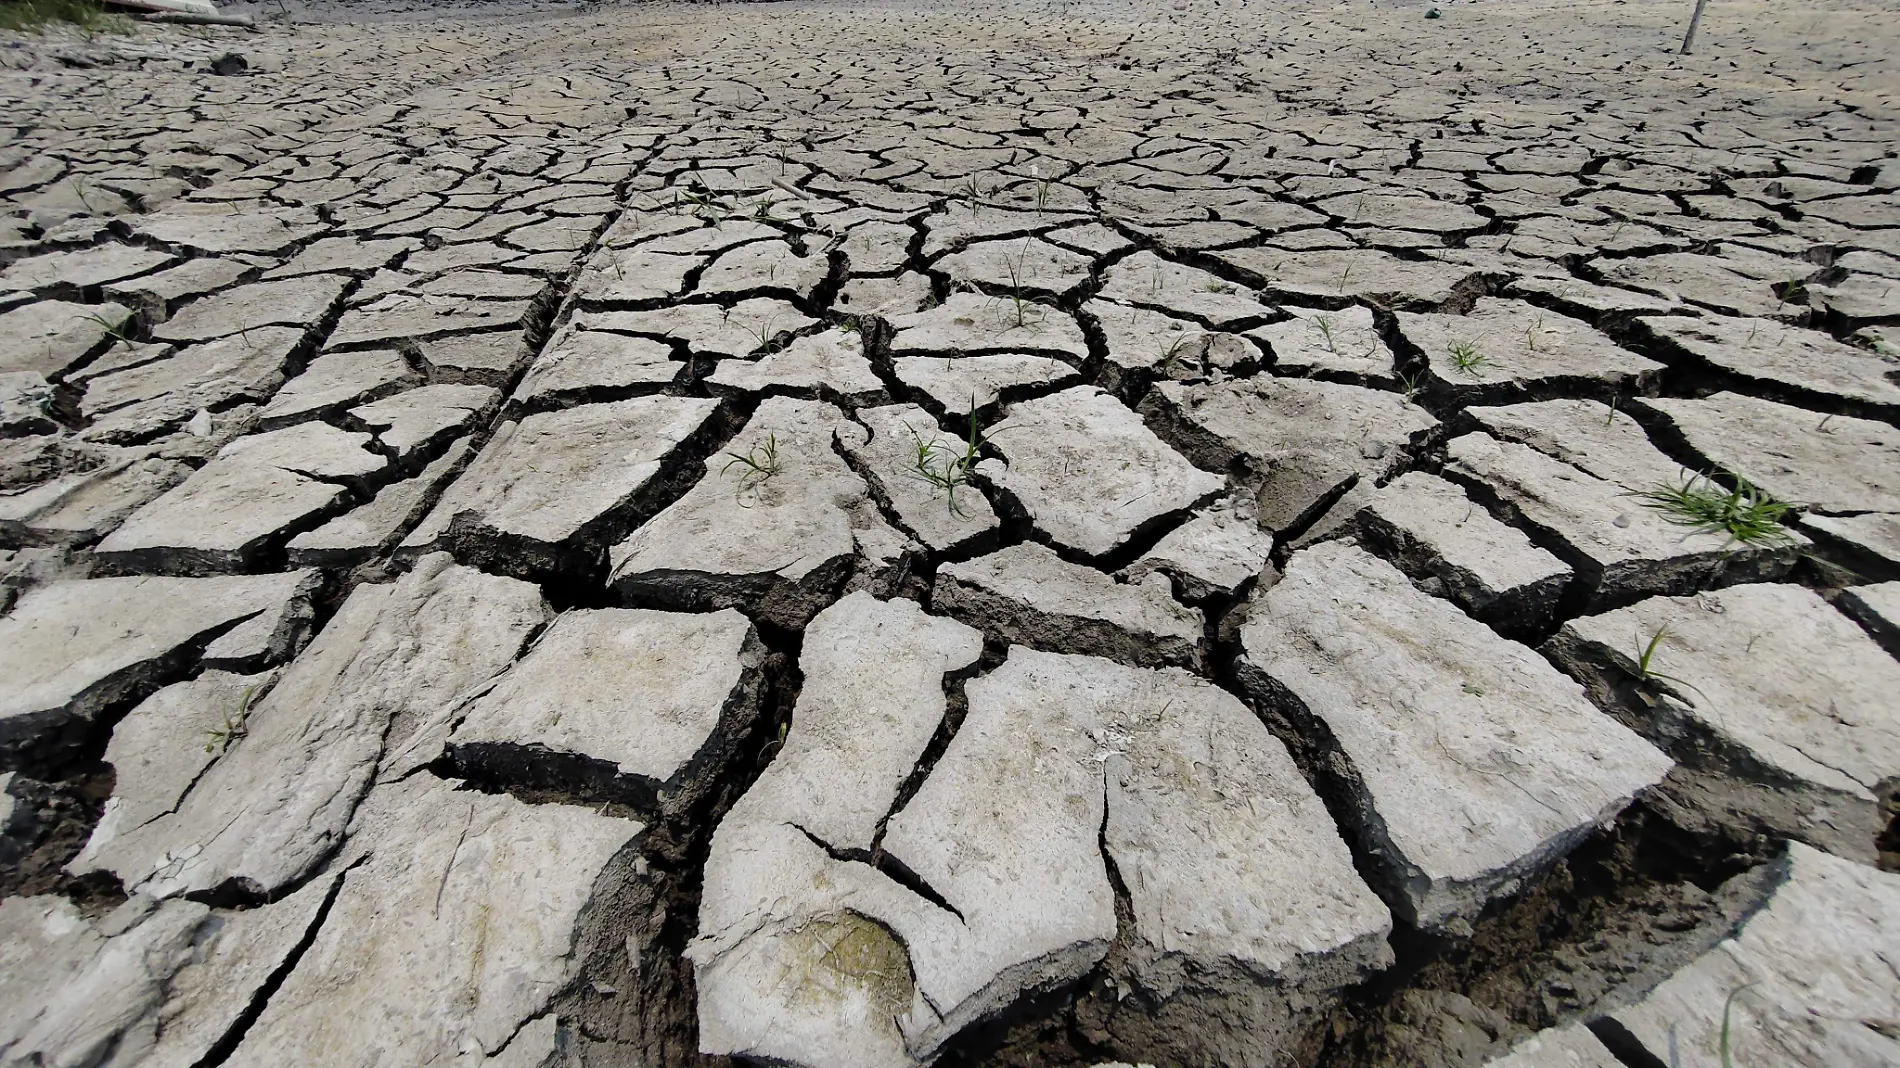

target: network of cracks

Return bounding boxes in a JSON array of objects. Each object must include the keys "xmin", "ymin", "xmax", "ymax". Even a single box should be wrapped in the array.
[{"xmin": 1, "ymin": 2, "xmax": 1898, "ymax": 1067}]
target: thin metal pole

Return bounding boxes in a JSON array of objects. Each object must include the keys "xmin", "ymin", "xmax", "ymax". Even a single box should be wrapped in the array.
[{"xmin": 1680, "ymin": 0, "xmax": 1710, "ymax": 54}]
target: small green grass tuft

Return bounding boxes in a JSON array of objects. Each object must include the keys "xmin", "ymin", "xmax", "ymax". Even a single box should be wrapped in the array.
[
  {"xmin": 1446, "ymin": 340, "xmax": 1488, "ymax": 376},
  {"xmin": 907, "ymin": 398, "xmax": 995, "ymax": 517},
  {"xmin": 1632, "ymin": 471, "xmax": 1795, "ymax": 548},
  {"xmin": 1633, "ymin": 624, "xmax": 1708, "ymax": 705},
  {"xmin": 722, "ymin": 434, "xmax": 782, "ymax": 504},
  {"xmin": 204, "ymin": 686, "xmax": 258, "ymax": 754}
]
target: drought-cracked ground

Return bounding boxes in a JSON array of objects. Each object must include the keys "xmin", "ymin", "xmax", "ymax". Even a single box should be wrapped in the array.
[{"xmin": 2, "ymin": 0, "xmax": 1899, "ymax": 1065}]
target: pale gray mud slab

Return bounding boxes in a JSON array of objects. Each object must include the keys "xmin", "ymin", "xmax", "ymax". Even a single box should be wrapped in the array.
[
  {"xmin": 842, "ymin": 403, "xmax": 999, "ymax": 554},
  {"xmin": 887, "ymin": 293, "xmax": 1089, "ymax": 360},
  {"xmin": 890, "ymin": 353, "xmax": 1079, "ymax": 416},
  {"xmin": 1117, "ymin": 497, "xmax": 1274, "ymax": 601},
  {"xmin": 611, "ymin": 397, "xmax": 908, "ymax": 628},
  {"xmin": 447, "ymin": 607, "xmax": 766, "ymax": 817},
  {"xmin": 933, "ymin": 542, "xmax": 1203, "ymax": 667},
  {"xmin": 1634, "ymin": 313, "xmax": 1900, "ymax": 415},
  {"xmin": 0, "ymin": 300, "xmax": 133, "ymax": 377},
  {"xmin": 1140, "ymin": 376, "xmax": 1437, "ymax": 534},
  {"xmin": 287, "ymin": 437, "xmax": 473, "ymax": 568},
  {"xmin": 1546, "ymin": 583, "xmax": 1900, "ymax": 863},
  {"xmin": 980, "ymin": 386, "xmax": 1222, "ymax": 559},
  {"xmin": 1250, "ymin": 304, "xmax": 1396, "ymax": 384},
  {"xmin": 1214, "ymin": 248, "xmax": 1481, "ymax": 307},
  {"xmin": 1836, "ymin": 580, "xmax": 1900, "ymax": 656},
  {"xmin": 1603, "ymin": 844, "xmax": 1900, "ymax": 1068},
  {"xmin": 0, "ymin": 874, "xmax": 340, "ymax": 1068},
  {"xmin": 0, "ymin": 455, "xmax": 192, "ymax": 548},
  {"xmin": 255, "ymin": 347, "xmax": 418, "ymax": 430},
  {"xmin": 1235, "ymin": 541, "xmax": 1670, "ymax": 931},
  {"xmin": 220, "ymin": 773, "xmax": 643, "ymax": 1068},
  {"xmin": 1357, "ymin": 471, "xmax": 1573, "ymax": 633},
  {"xmin": 0, "ymin": 570, "xmax": 317, "ymax": 758},
  {"xmin": 1445, "ymin": 432, "xmax": 1802, "ymax": 608},
  {"xmin": 406, "ymin": 396, "xmax": 720, "ymax": 582},
  {"xmin": 96, "ymin": 423, "xmax": 389, "ymax": 574},
  {"xmin": 689, "ymin": 593, "xmax": 986, "ymax": 1068},
  {"xmin": 1393, "ymin": 298, "xmax": 1664, "ymax": 398},
  {"xmin": 1636, "ymin": 393, "xmax": 1900, "ymax": 515},
  {"xmin": 707, "ymin": 327, "xmax": 885, "ymax": 404},
  {"xmin": 70, "ymin": 555, "xmax": 548, "ymax": 901},
  {"xmin": 1464, "ymin": 399, "xmax": 1689, "ymax": 491}
]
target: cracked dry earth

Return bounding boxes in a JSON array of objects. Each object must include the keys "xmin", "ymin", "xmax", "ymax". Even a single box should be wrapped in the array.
[{"xmin": 3, "ymin": 0, "xmax": 1900, "ymax": 1065}]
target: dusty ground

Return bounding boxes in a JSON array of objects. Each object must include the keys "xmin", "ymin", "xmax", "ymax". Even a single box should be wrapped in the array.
[{"xmin": 1, "ymin": 0, "xmax": 1898, "ymax": 1066}]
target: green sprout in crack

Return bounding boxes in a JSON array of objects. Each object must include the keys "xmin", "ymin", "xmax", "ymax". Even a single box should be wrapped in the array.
[
  {"xmin": 1632, "ymin": 624, "xmax": 1710, "ymax": 707},
  {"xmin": 906, "ymin": 398, "xmax": 995, "ymax": 517},
  {"xmin": 204, "ymin": 686, "xmax": 259, "ymax": 755},
  {"xmin": 1159, "ymin": 334, "xmax": 1200, "ymax": 378},
  {"xmin": 1031, "ymin": 165, "xmax": 1053, "ymax": 213},
  {"xmin": 1397, "ymin": 369, "xmax": 1426, "ymax": 402},
  {"xmin": 1631, "ymin": 471, "xmax": 1795, "ymax": 549},
  {"xmin": 1000, "ymin": 241, "xmax": 1042, "ymax": 330},
  {"xmin": 722, "ymin": 434, "xmax": 782, "ymax": 505},
  {"xmin": 1312, "ymin": 313, "xmax": 1340, "ymax": 354},
  {"xmin": 1446, "ymin": 340, "xmax": 1488, "ymax": 376},
  {"xmin": 962, "ymin": 174, "xmax": 986, "ymax": 213},
  {"xmin": 78, "ymin": 311, "xmax": 131, "ymax": 343}
]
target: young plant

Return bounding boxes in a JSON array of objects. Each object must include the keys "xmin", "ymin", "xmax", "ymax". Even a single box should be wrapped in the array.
[
  {"xmin": 906, "ymin": 399, "xmax": 993, "ymax": 517},
  {"xmin": 204, "ymin": 686, "xmax": 259, "ymax": 755},
  {"xmin": 1397, "ymin": 369, "xmax": 1426, "ymax": 401},
  {"xmin": 1000, "ymin": 241, "xmax": 1040, "ymax": 330},
  {"xmin": 1631, "ymin": 471, "xmax": 1795, "ymax": 548},
  {"xmin": 1159, "ymin": 334, "xmax": 1199, "ymax": 377},
  {"xmin": 722, "ymin": 434, "xmax": 782, "ymax": 504},
  {"xmin": 1312, "ymin": 313, "xmax": 1340, "ymax": 354},
  {"xmin": 1632, "ymin": 624, "xmax": 1707, "ymax": 705},
  {"xmin": 1717, "ymin": 984, "xmax": 1757, "ymax": 1068},
  {"xmin": 1447, "ymin": 341, "xmax": 1488, "ymax": 376}
]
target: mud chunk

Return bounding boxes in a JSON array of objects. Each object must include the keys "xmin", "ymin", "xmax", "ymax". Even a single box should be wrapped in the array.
[
  {"xmin": 348, "ymin": 383, "xmax": 497, "ymax": 460},
  {"xmin": 0, "ymin": 877, "xmax": 340, "ymax": 1068},
  {"xmin": 1637, "ymin": 392, "xmax": 1900, "ymax": 515},
  {"xmin": 97, "ymin": 422, "xmax": 388, "ymax": 574},
  {"xmin": 884, "ymin": 648, "xmax": 1391, "ymax": 1063},
  {"xmin": 1395, "ymin": 298, "xmax": 1663, "ymax": 395},
  {"xmin": 448, "ymin": 607, "xmax": 766, "ymax": 817},
  {"xmin": 708, "ymin": 327, "xmax": 884, "ymax": 403},
  {"xmin": 1235, "ymin": 541, "xmax": 1670, "ymax": 930},
  {"xmin": 406, "ymin": 396, "xmax": 719, "ymax": 581},
  {"xmin": 70, "ymin": 555, "xmax": 548, "ymax": 900},
  {"xmin": 1464, "ymin": 398, "xmax": 1686, "ymax": 490},
  {"xmin": 0, "ymin": 455, "xmax": 191, "ymax": 547},
  {"xmin": 888, "ymin": 292, "xmax": 1089, "ymax": 360},
  {"xmin": 1251, "ymin": 304, "xmax": 1396, "ymax": 383},
  {"xmin": 1358, "ymin": 471, "xmax": 1572, "ymax": 632},
  {"xmin": 257, "ymin": 348, "xmax": 418, "ymax": 429},
  {"xmin": 1636, "ymin": 314, "xmax": 1900, "ymax": 413},
  {"xmin": 0, "ymin": 300, "xmax": 133, "ymax": 377},
  {"xmin": 1140, "ymin": 376, "xmax": 1437, "ymax": 533},
  {"xmin": 690, "ymin": 593, "xmax": 984, "ymax": 1068},
  {"xmin": 1118, "ymin": 498, "xmax": 1274, "ymax": 600},
  {"xmin": 1445, "ymin": 432, "xmax": 1801, "ymax": 608},
  {"xmin": 511, "ymin": 329, "xmax": 680, "ymax": 407},
  {"xmin": 1215, "ymin": 247, "xmax": 1481, "ymax": 307},
  {"xmin": 222, "ymin": 774, "xmax": 641, "ymax": 1067},
  {"xmin": 0, "ymin": 569, "xmax": 318, "ymax": 756},
  {"xmin": 840, "ymin": 402, "xmax": 998, "ymax": 554},
  {"xmin": 982, "ymin": 386, "xmax": 1221, "ymax": 558},
  {"xmin": 935, "ymin": 542, "xmax": 1203, "ymax": 667},
  {"xmin": 1095, "ymin": 250, "xmax": 1274, "ymax": 325},
  {"xmin": 1605, "ymin": 844, "xmax": 1900, "ymax": 1068},
  {"xmin": 610, "ymin": 397, "xmax": 906, "ymax": 628},
  {"xmin": 151, "ymin": 276, "xmax": 347, "ymax": 344},
  {"xmin": 890, "ymin": 352, "xmax": 1078, "ymax": 415},
  {"xmin": 81, "ymin": 327, "xmax": 304, "ymax": 443},
  {"xmin": 1836, "ymin": 580, "xmax": 1900, "ymax": 657},
  {"xmin": 1547, "ymin": 583, "xmax": 1900, "ymax": 863},
  {"xmin": 287, "ymin": 437, "xmax": 471, "ymax": 568}
]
